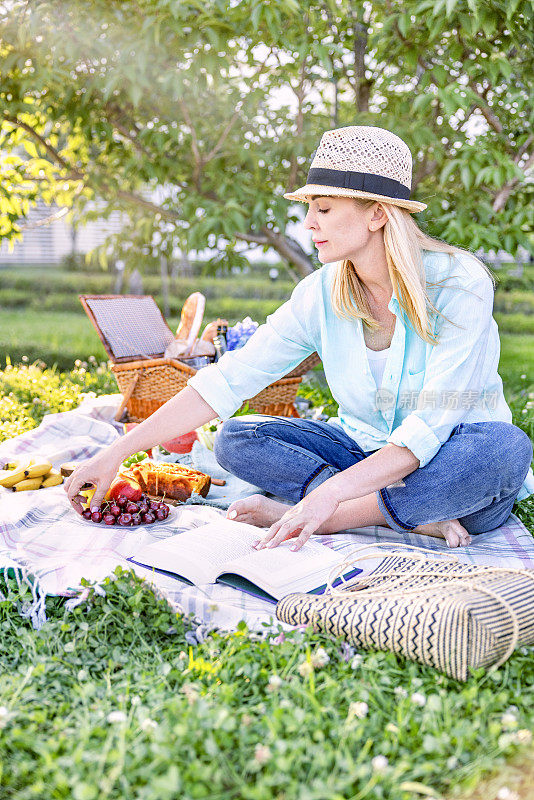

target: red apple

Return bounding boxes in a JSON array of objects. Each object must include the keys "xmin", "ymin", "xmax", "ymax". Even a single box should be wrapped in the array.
[{"xmin": 105, "ymin": 475, "xmax": 142, "ymax": 503}]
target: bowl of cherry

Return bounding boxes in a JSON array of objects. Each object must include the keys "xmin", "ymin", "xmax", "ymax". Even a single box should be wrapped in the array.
[{"xmin": 81, "ymin": 493, "xmax": 172, "ymax": 526}]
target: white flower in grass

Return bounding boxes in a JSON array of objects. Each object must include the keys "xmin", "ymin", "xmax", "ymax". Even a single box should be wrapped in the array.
[
  {"xmin": 182, "ymin": 683, "xmax": 199, "ymax": 704},
  {"xmin": 410, "ymin": 692, "xmax": 426, "ymax": 707},
  {"xmin": 371, "ymin": 755, "xmax": 389, "ymax": 773},
  {"xmin": 106, "ymin": 710, "xmax": 127, "ymax": 724},
  {"xmin": 348, "ymin": 701, "xmax": 369, "ymax": 719},
  {"xmin": 446, "ymin": 756, "xmax": 458, "ymax": 769},
  {"xmin": 298, "ymin": 661, "xmax": 313, "ymax": 678},
  {"xmin": 350, "ymin": 654, "xmax": 363, "ymax": 669},
  {"xmin": 394, "ymin": 686, "xmax": 408, "ymax": 698},
  {"xmin": 267, "ymin": 674, "xmax": 283, "ymax": 691},
  {"xmin": 514, "ymin": 728, "xmax": 532, "ymax": 745},
  {"xmin": 140, "ymin": 718, "xmax": 158, "ymax": 732},
  {"xmin": 310, "ymin": 647, "xmax": 330, "ymax": 668},
  {"xmin": 497, "ymin": 788, "xmax": 519, "ymax": 800},
  {"xmin": 0, "ymin": 706, "xmax": 13, "ymax": 728},
  {"xmin": 501, "ymin": 711, "xmax": 518, "ymax": 729},
  {"xmin": 254, "ymin": 744, "xmax": 271, "ymax": 765}
]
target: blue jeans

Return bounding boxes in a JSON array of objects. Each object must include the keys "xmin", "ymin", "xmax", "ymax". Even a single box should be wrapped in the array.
[{"xmin": 214, "ymin": 416, "xmax": 533, "ymax": 535}]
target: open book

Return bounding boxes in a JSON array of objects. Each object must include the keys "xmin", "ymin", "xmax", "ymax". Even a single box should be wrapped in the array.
[{"xmin": 129, "ymin": 518, "xmax": 361, "ymax": 603}]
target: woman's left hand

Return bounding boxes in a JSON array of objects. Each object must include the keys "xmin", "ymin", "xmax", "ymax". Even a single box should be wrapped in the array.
[{"xmin": 254, "ymin": 487, "xmax": 340, "ymax": 551}]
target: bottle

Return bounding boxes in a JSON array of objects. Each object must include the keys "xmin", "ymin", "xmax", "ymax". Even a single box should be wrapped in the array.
[{"xmin": 213, "ymin": 322, "xmax": 228, "ymax": 362}]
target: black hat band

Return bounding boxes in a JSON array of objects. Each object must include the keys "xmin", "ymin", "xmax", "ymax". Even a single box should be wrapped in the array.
[{"xmin": 306, "ymin": 167, "xmax": 411, "ymax": 200}]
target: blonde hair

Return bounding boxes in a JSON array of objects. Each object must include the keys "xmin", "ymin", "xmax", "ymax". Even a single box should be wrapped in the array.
[{"xmin": 330, "ymin": 199, "xmax": 495, "ymax": 345}]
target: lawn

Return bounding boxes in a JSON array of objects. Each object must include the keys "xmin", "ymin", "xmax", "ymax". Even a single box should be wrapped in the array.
[{"xmin": 0, "ymin": 266, "xmax": 533, "ymax": 799}]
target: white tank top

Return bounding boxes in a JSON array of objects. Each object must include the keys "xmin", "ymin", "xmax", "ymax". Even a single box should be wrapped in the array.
[{"xmin": 366, "ymin": 345, "xmax": 390, "ymax": 389}]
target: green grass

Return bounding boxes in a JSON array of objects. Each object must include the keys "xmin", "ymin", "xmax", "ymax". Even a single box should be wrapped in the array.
[{"xmin": 0, "ymin": 567, "xmax": 533, "ymax": 800}]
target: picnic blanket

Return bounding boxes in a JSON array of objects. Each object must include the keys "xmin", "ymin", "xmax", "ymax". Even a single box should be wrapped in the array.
[{"xmin": 1, "ymin": 395, "xmax": 533, "ymax": 633}]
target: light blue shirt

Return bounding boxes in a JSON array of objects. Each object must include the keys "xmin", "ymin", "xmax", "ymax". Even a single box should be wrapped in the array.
[{"xmin": 188, "ymin": 251, "xmax": 534, "ymax": 501}]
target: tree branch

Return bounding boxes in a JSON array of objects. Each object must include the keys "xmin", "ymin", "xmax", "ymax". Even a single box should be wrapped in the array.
[
  {"xmin": 261, "ymin": 227, "xmax": 314, "ymax": 277},
  {"xmin": 19, "ymin": 205, "xmax": 69, "ymax": 230},
  {"xmin": 235, "ymin": 231, "xmax": 270, "ymax": 245},
  {"xmin": 492, "ymin": 152, "xmax": 534, "ymax": 212},
  {"xmin": 204, "ymin": 104, "xmax": 243, "ymax": 163},
  {"xmin": 177, "ymin": 96, "xmax": 203, "ymax": 188},
  {"xmin": 2, "ymin": 114, "xmax": 85, "ymax": 180},
  {"xmin": 288, "ymin": 55, "xmax": 307, "ymax": 189}
]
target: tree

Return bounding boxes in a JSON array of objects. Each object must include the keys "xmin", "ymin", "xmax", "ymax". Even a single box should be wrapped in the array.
[{"xmin": 0, "ymin": 0, "xmax": 532, "ymax": 278}]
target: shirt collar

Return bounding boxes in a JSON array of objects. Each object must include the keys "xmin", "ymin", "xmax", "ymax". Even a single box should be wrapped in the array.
[{"xmin": 388, "ymin": 292, "xmax": 401, "ymax": 314}]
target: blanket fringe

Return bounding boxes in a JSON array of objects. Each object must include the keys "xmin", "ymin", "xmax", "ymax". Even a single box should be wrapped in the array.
[{"xmin": 1, "ymin": 557, "xmax": 49, "ymax": 630}]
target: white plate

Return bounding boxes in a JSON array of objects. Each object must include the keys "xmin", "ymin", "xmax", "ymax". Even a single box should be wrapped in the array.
[{"xmin": 77, "ymin": 502, "xmax": 177, "ymax": 528}]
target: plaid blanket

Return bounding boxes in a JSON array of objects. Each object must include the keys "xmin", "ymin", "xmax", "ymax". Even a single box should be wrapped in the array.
[{"xmin": 1, "ymin": 395, "xmax": 533, "ymax": 632}]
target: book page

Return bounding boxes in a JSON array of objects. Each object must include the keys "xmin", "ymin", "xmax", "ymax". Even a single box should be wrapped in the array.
[
  {"xmin": 130, "ymin": 519, "xmax": 264, "ymax": 584},
  {"xmin": 221, "ymin": 538, "xmax": 343, "ymax": 599}
]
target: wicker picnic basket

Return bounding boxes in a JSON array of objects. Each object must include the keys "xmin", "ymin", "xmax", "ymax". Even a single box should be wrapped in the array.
[{"xmin": 80, "ymin": 294, "xmax": 321, "ymax": 422}]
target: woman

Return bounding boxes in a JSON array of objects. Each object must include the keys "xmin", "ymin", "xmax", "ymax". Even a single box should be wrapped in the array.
[{"xmin": 65, "ymin": 126, "xmax": 533, "ymax": 550}]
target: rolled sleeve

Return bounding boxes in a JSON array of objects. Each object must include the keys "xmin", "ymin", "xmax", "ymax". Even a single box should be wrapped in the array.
[
  {"xmin": 387, "ymin": 414, "xmax": 441, "ymax": 468},
  {"xmin": 187, "ymin": 362, "xmax": 245, "ymax": 420},
  {"xmin": 187, "ymin": 271, "xmax": 320, "ymax": 419},
  {"xmin": 388, "ymin": 259, "xmax": 495, "ymax": 467}
]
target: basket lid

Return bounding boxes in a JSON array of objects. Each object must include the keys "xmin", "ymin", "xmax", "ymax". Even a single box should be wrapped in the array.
[{"xmin": 80, "ymin": 295, "xmax": 175, "ymax": 362}]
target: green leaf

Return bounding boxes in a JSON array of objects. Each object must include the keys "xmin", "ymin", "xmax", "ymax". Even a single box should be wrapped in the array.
[{"xmin": 398, "ymin": 14, "xmax": 408, "ymax": 37}]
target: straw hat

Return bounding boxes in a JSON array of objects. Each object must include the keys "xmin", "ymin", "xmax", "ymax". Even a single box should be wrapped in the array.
[{"xmin": 283, "ymin": 125, "xmax": 427, "ymax": 213}]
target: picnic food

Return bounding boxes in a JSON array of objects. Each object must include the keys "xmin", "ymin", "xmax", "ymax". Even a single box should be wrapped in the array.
[
  {"xmin": 175, "ymin": 292, "xmax": 206, "ymax": 352},
  {"xmin": 81, "ymin": 492, "xmax": 171, "ymax": 526},
  {"xmin": 129, "ymin": 461, "xmax": 211, "ymax": 502},
  {"xmin": 0, "ymin": 458, "xmax": 33, "ymax": 488},
  {"xmin": 161, "ymin": 430, "xmax": 198, "ymax": 454},
  {"xmin": 1, "ymin": 458, "xmax": 64, "ymax": 491},
  {"xmin": 201, "ymin": 318, "xmax": 229, "ymax": 343},
  {"xmin": 105, "ymin": 475, "xmax": 143, "ymax": 503}
]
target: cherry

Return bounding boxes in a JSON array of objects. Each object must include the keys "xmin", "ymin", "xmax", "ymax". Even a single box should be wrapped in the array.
[
  {"xmin": 109, "ymin": 503, "xmax": 121, "ymax": 517},
  {"xmin": 125, "ymin": 501, "xmax": 138, "ymax": 515},
  {"xmin": 103, "ymin": 513, "xmax": 116, "ymax": 525},
  {"xmin": 155, "ymin": 508, "xmax": 166, "ymax": 521},
  {"xmin": 91, "ymin": 511, "xmax": 102, "ymax": 523},
  {"xmin": 149, "ymin": 501, "xmax": 160, "ymax": 512},
  {"xmin": 131, "ymin": 513, "xmax": 142, "ymax": 526},
  {"xmin": 118, "ymin": 513, "xmax": 132, "ymax": 526},
  {"xmin": 142, "ymin": 512, "xmax": 155, "ymax": 524},
  {"xmin": 138, "ymin": 502, "xmax": 149, "ymax": 514},
  {"xmin": 117, "ymin": 495, "xmax": 129, "ymax": 508},
  {"xmin": 161, "ymin": 506, "xmax": 169, "ymax": 520},
  {"xmin": 82, "ymin": 509, "xmax": 92, "ymax": 520}
]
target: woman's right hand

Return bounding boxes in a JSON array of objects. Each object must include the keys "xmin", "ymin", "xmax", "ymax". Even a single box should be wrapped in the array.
[{"xmin": 64, "ymin": 447, "xmax": 123, "ymax": 515}]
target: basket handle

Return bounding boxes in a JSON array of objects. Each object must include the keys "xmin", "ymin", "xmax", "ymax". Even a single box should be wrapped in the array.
[{"xmin": 114, "ymin": 369, "xmax": 143, "ymax": 421}]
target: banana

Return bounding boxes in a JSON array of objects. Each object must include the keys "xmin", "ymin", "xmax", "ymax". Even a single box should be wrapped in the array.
[
  {"xmin": 0, "ymin": 458, "xmax": 34, "ymax": 488},
  {"xmin": 24, "ymin": 460, "xmax": 53, "ymax": 479},
  {"xmin": 80, "ymin": 487, "xmax": 96, "ymax": 507},
  {"xmin": 12, "ymin": 476, "xmax": 44, "ymax": 492},
  {"xmin": 41, "ymin": 470, "xmax": 64, "ymax": 488}
]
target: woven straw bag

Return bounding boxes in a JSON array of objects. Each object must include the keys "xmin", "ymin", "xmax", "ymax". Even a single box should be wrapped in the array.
[{"xmin": 276, "ymin": 545, "xmax": 534, "ymax": 681}]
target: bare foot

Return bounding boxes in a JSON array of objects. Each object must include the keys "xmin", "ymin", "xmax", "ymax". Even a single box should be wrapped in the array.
[
  {"xmin": 226, "ymin": 494, "xmax": 291, "ymax": 528},
  {"xmin": 412, "ymin": 518, "xmax": 472, "ymax": 548}
]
